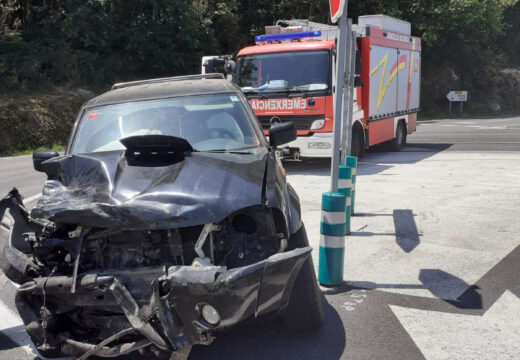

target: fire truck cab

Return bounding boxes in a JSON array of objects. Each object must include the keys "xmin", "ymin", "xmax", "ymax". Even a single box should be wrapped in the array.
[{"xmin": 205, "ymin": 15, "xmax": 421, "ymax": 158}]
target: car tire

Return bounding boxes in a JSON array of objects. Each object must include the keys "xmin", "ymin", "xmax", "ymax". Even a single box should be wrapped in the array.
[
  {"xmin": 390, "ymin": 122, "xmax": 407, "ymax": 151},
  {"xmin": 282, "ymin": 224, "xmax": 324, "ymax": 331}
]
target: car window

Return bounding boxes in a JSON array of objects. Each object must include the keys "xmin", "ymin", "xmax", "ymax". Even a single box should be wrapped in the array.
[{"xmin": 70, "ymin": 94, "xmax": 262, "ymax": 154}]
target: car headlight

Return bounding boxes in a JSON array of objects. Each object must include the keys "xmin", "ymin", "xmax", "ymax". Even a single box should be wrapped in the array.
[{"xmin": 201, "ymin": 304, "xmax": 220, "ymax": 325}]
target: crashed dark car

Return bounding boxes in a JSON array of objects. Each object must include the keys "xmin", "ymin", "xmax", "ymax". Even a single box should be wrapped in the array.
[{"xmin": 0, "ymin": 74, "xmax": 323, "ymax": 359}]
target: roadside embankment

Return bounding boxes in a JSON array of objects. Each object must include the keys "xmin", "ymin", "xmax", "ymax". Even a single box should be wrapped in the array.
[
  {"xmin": 421, "ymin": 66, "xmax": 520, "ymax": 116},
  {"xmin": 0, "ymin": 88, "xmax": 95, "ymax": 155}
]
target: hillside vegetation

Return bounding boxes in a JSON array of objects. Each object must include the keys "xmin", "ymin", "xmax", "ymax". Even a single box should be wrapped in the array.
[{"xmin": 1, "ymin": 0, "xmax": 519, "ymax": 154}]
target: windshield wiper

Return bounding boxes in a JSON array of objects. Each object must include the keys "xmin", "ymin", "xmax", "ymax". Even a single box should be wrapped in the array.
[{"xmin": 241, "ymin": 88, "xmax": 266, "ymax": 99}]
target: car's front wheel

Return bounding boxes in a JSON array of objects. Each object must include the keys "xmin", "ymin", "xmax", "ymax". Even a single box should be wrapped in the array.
[{"xmin": 282, "ymin": 224, "xmax": 324, "ymax": 331}]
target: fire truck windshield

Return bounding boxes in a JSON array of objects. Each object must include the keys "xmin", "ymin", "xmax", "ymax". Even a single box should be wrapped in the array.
[{"xmin": 236, "ymin": 50, "xmax": 330, "ymax": 93}]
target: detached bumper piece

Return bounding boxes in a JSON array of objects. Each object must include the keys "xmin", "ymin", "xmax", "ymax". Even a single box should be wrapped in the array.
[{"xmin": 15, "ymin": 247, "xmax": 311, "ymax": 359}]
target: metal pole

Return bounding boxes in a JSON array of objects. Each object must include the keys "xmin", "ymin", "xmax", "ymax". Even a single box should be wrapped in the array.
[
  {"xmin": 345, "ymin": 29, "xmax": 356, "ymax": 157},
  {"xmin": 340, "ymin": 20, "xmax": 353, "ymax": 165},
  {"xmin": 460, "ymin": 101, "xmax": 463, "ymax": 114},
  {"xmin": 340, "ymin": 19, "xmax": 353, "ymax": 165},
  {"xmin": 330, "ymin": 9, "xmax": 348, "ymax": 192},
  {"xmin": 448, "ymin": 101, "xmax": 452, "ymax": 117}
]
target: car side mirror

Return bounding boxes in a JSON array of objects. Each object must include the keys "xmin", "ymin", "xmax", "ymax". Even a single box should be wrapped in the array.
[
  {"xmin": 269, "ymin": 122, "xmax": 297, "ymax": 148},
  {"xmin": 33, "ymin": 150, "xmax": 59, "ymax": 172}
]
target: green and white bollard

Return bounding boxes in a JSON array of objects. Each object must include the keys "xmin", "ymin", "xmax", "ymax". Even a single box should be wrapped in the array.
[
  {"xmin": 338, "ymin": 166, "xmax": 352, "ymax": 235},
  {"xmin": 318, "ymin": 192, "xmax": 346, "ymax": 286},
  {"xmin": 346, "ymin": 156, "xmax": 358, "ymax": 215}
]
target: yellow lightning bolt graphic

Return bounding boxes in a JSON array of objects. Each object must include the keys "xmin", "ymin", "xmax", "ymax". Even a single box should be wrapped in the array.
[{"xmin": 369, "ymin": 52, "xmax": 389, "ymax": 110}]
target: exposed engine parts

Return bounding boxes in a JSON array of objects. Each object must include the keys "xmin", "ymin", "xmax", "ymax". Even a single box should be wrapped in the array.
[{"xmin": 24, "ymin": 205, "xmax": 287, "ymax": 277}]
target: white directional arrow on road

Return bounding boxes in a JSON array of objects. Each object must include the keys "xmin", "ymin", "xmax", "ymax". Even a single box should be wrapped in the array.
[{"xmin": 390, "ymin": 291, "xmax": 520, "ymax": 360}]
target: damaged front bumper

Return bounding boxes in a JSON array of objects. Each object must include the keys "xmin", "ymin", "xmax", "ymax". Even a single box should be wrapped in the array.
[
  {"xmin": 12, "ymin": 246, "xmax": 310, "ymax": 358},
  {"xmin": 1, "ymin": 189, "xmax": 311, "ymax": 358}
]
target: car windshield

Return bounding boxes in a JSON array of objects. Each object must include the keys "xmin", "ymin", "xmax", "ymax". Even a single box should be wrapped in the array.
[
  {"xmin": 70, "ymin": 93, "xmax": 262, "ymax": 154},
  {"xmin": 235, "ymin": 50, "xmax": 330, "ymax": 92}
]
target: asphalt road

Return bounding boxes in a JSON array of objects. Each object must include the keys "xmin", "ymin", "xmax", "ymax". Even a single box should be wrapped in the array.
[
  {"xmin": 1, "ymin": 117, "xmax": 519, "ymax": 199},
  {"xmin": 391, "ymin": 116, "xmax": 520, "ymax": 152},
  {"xmin": 1, "ymin": 116, "xmax": 519, "ymax": 360}
]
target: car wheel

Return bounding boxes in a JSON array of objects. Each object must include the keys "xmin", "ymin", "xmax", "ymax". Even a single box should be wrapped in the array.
[
  {"xmin": 282, "ymin": 224, "xmax": 324, "ymax": 331},
  {"xmin": 390, "ymin": 122, "xmax": 406, "ymax": 151}
]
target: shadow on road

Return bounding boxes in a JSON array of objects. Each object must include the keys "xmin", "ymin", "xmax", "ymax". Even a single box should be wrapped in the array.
[
  {"xmin": 339, "ymin": 269, "xmax": 482, "ymax": 310},
  {"xmin": 0, "ymin": 325, "xmax": 24, "ymax": 351},
  {"xmin": 189, "ymin": 296, "xmax": 346, "ymax": 359},
  {"xmin": 350, "ymin": 209, "xmax": 422, "ymax": 253},
  {"xmin": 283, "ymin": 143, "xmax": 452, "ymax": 177},
  {"xmin": 393, "ymin": 209, "xmax": 421, "ymax": 253},
  {"xmin": 419, "ymin": 269, "xmax": 482, "ymax": 309}
]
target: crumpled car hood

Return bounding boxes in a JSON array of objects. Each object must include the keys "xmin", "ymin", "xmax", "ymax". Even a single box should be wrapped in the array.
[{"xmin": 31, "ymin": 149, "xmax": 269, "ymax": 230}]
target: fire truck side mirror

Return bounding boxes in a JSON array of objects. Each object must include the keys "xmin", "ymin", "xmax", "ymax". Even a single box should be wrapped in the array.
[
  {"xmin": 269, "ymin": 122, "xmax": 297, "ymax": 148},
  {"xmin": 355, "ymin": 49, "xmax": 361, "ymax": 76},
  {"xmin": 225, "ymin": 60, "xmax": 236, "ymax": 75}
]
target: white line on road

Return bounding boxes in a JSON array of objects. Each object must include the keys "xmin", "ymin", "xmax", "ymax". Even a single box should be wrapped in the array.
[
  {"xmin": 411, "ymin": 141, "xmax": 520, "ymax": 144},
  {"xmin": 465, "ymin": 125, "xmax": 508, "ymax": 130},
  {"xmin": 0, "ymin": 155, "xmax": 32, "ymax": 161},
  {"xmin": 391, "ymin": 291, "xmax": 520, "ymax": 360},
  {"xmin": 0, "ymin": 298, "xmax": 38, "ymax": 357},
  {"xmin": 0, "ymin": 299, "xmax": 23, "ymax": 330},
  {"xmin": 473, "ymin": 117, "xmax": 520, "ymax": 123},
  {"xmin": 23, "ymin": 194, "xmax": 41, "ymax": 203}
]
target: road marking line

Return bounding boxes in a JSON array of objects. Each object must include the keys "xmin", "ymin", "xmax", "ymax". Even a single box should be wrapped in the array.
[
  {"xmin": 23, "ymin": 193, "xmax": 41, "ymax": 203},
  {"xmin": 0, "ymin": 154, "xmax": 32, "ymax": 160},
  {"xmin": 0, "ymin": 299, "xmax": 23, "ymax": 330},
  {"xmin": 410, "ymin": 141, "xmax": 520, "ymax": 144},
  {"xmin": 390, "ymin": 291, "xmax": 520, "ymax": 360},
  {"xmin": 0, "ymin": 299, "xmax": 41, "ymax": 357},
  {"xmin": 466, "ymin": 125, "xmax": 508, "ymax": 130}
]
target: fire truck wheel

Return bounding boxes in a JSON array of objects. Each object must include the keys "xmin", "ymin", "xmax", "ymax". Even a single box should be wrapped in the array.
[
  {"xmin": 351, "ymin": 127, "xmax": 365, "ymax": 158},
  {"xmin": 390, "ymin": 122, "xmax": 407, "ymax": 151},
  {"xmin": 282, "ymin": 224, "xmax": 324, "ymax": 332}
]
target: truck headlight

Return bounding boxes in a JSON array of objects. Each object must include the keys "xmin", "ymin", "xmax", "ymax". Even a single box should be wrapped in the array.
[{"xmin": 310, "ymin": 119, "xmax": 325, "ymax": 130}]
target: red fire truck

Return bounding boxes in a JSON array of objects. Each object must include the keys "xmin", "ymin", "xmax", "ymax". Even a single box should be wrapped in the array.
[{"xmin": 210, "ymin": 15, "xmax": 421, "ymax": 158}]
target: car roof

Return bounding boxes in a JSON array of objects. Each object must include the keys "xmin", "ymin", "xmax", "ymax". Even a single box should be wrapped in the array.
[{"xmin": 84, "ymin": 78, "xmax": 239, "ymax": 108}]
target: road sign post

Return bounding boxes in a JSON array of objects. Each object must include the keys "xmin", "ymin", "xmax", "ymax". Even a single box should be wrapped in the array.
[
  {"xmin": 340, "ymin": 19, "xmax": 353, "ymax": 165},
  {"xmin": 329, "ymin": 10, "xmax": 347, "ymax": 193},
  {"xmin": 320, "ymin": 0, "xmax": 350, "ymax": 286},
  {"xmin": 447, "ymin": 91, "xmax": 467, "ymax": 116}
]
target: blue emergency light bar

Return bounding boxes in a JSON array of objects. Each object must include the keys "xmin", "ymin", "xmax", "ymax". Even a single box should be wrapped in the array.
[{"xmin": 255, "ymin": 30, "xmax": 321, "ymax": 43}]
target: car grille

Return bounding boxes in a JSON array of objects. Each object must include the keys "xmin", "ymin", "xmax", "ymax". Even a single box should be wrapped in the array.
[{"xmin": 257, "ymin": 115, "xmax": 324, "ymax": 130}]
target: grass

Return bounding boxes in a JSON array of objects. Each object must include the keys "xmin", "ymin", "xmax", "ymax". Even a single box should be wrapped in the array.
[{"xmin": 1, "ymin": 144, "xmax": 65, "ymax": 157}]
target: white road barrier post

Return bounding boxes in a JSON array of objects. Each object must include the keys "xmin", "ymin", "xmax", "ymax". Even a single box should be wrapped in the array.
[
  {"xmin": 338, "ymin": 166, "xmax": 353, "ymax": 235},
  {"xmin": 346, "ymin": 155, "xmax": 358, "ymax": 215}
]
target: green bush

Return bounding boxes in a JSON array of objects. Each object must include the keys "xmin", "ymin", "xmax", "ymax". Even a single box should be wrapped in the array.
[{"xmin": 0, "ymin": 0, "xmax": 518, "ymax": 115}]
